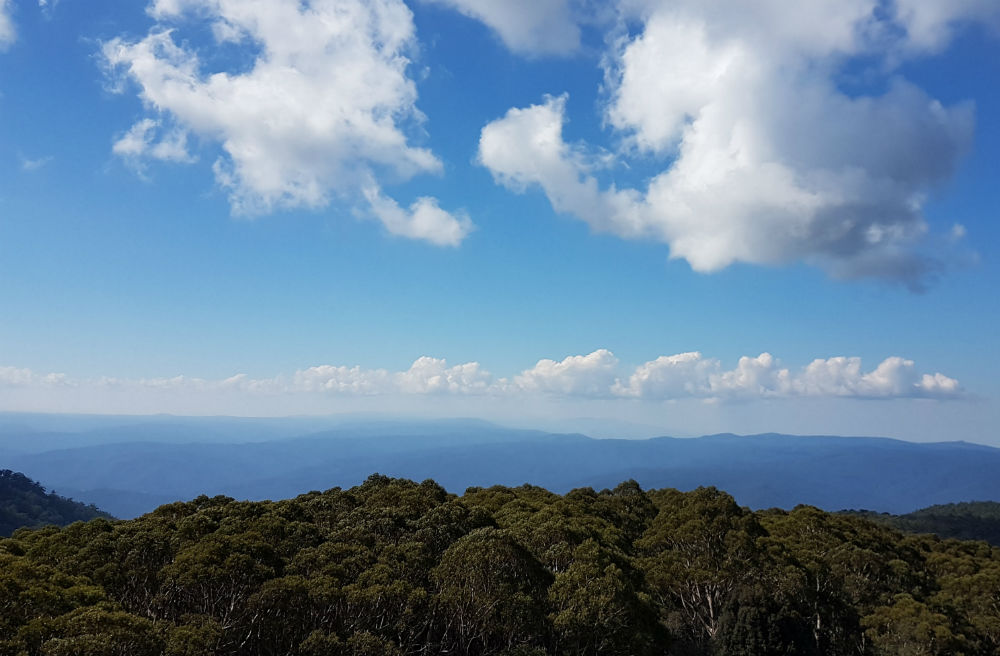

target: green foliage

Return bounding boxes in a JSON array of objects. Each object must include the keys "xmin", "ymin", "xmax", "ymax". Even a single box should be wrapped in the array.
[
  {"xmin": 846, "ymin": 501, "xmax": 1000, "ymax": 545},
  {"xmin": 33, "ymin": 603, "xmax": 163, "ymax": 656},
  {"xmin": 639, "ymin": 487, "xmax": 766, "ymax": 650},
  {"xmin": 862, "ymin": 593, "xmax": 968, "ymax": 655},
  {"xmin": 2, "ymin": 474, "xmax": 1000, "ymax": 655},
  {"xmin": 163, "ymin": 615, "xmax": 221, "ymax": 656},
  {"xmin": 547, "ymin": 539, "xmax": 665, "ymax": 654},
  {"xmin": 0, "ymin": 470, "xmax": 112, "ymax": 536},
  {"xmin": 433, "ymin": 527, "xmax": 551, "ymax": 654}
]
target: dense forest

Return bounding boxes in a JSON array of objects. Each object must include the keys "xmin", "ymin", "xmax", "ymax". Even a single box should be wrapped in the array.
[
  {"xmin": 0, "ymin": 470, "xmax": 110, "ymax": 537},
  {"xmin": 2, "ymin": 475, "xmax": 999, "ymax": 656},
  {"xmin": 846, "ymin": 502, "xmax": 1000, "ymax": 546}
]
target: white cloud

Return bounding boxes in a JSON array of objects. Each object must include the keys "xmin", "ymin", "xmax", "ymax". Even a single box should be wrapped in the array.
[
  {"xmin": 396, "ymin": 356, "xmax": 492, "ymax": 394},
  {"xmin": 611, "ymin": 352, "xmax": 716, "ymax": 398},
  {"xmin": 423, "ymin": 0, "xmax": 581, "ymax": 56},
  {"xmin": 293, "ymin": 365, "xmax": 392, "ymax": 395},
  {"xmin": 714, "ymin": 353, "xmax": 794, "ymax": 397},
  {"xmin": 112, "ymin": 118, "xmax": 195, "ymax": 177},
  {"xmin": 918, "ymin": 372, "xmax": 962, "ymax": 396},
  {"xmin": 137, "ymin": 375, "xmax": 209, "ymax": 391},
  {"xmin": 0, "ymin": 351, "xmax": 962, "ymax": 405},
  {"xmin": 792, "ymin": 356, "xmax": 961, "ymax": 399},
  {"xmin": 0, "ymin": 366, "xmax": 71, "ymax": 387},
  {"xmin": 894, "ymin": 0, "xmax": 1000, "ymax": 53},
  {"xmin": 287, "ymin": 357, "xmax": 493, "ymax": 395},
  {"xmin": 478, "ymin": 1, "xmax": 982, "ymax": 285},
  {"xmin": 513, "ymin": 349, "xmax": 620, "ymax": 397},
  {"xmin": 611, "ymin": 351, "xmax": 960, "ymax": 401},
  {"xmin": 102, "ymin": 0, "xmax": 470, "ymax": 246},
  {"xmin": 38, "ymin": 0, "xmax": 60, "ymax": 19},
  {"xmin": 0, "ymin": 0, "xmax": 14, "ymax": 50},
  {"xmin": 19, "ymin": 154, "xmax": 53, "ymax": 172},
  {"xmin": 479, "ymin": 96, "xmax": 647, "ymax": 238},
  {"xmin": 612, "ymin": 352, "xmax": 794, "ymax": 400},
  {"xmin": 364, "ymin": 187, "xmax": 472, "ymax": 246}
]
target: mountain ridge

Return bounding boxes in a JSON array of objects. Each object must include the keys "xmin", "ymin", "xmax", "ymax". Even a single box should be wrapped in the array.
[{"xmin": 2, "ymin": 418, "xmax": 997, "ymax": 518}]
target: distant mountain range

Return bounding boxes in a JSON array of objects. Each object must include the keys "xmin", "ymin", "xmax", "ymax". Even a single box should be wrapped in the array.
[{"xmin": 1, "ymin": 413, "xmax": 999, "ymax": 518}]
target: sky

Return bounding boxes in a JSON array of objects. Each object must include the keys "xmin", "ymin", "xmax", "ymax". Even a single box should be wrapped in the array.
[{"xmin": 0, "ymin": 0, "xmax": 998, "ymax": 442}]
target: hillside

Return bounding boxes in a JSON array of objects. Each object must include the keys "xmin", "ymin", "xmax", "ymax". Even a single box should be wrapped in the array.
[
  {"xmin": 847, "ymin": 501, "xmax": 1000, "ymax": 545},
  {"xmin": 2, "ymin": 476, "xmax": 998, "ymax": 655},
  {"xmin": 0, "ymin": 469, "xmax": 111, "ymax": 536}
]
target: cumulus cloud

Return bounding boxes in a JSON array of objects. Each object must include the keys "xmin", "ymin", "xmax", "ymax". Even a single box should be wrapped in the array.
[
  {"xmin": 364, "ymin": 187, "xmax": 472, "ymax": 246},
  {"xmin": 293, "ymin": 365, "xmax": 393, "ymax": 395},
  {"xmin": 397, "ymin": 356, "xmax": 493, "ymax": 394},
  {"xmin": 513, "ymin": 349, "xmax": 620, "ymax": 397},
  {"xmin": 102, "ymin": 0, "xmax": 470, "ymax": 246},
  {"xmin": 0, "ymin": 351, "xmax": 962, "ymax": 404},
  {"xmin": 613, "ymin": 351, "xmax": 960, "ymax": 401},
  {"xmin": 792, "ymin": 356, "xmax": 962, "ymax": 398},
  {"xmin": 291, "ymin": 357, "xmax": 492, "ymax": 394},
  {"xmin": 0, "ymin": 0, "xmax": 14, "ymax": 50},
  {"xmin": 478, "ymin": 1, "xmax": 982, "ymax": 285},
  {"xmin": 423, "ymin": 0, "xmax": 582, "ymax": 56},
  {"xmin": 479, "ymin": 96, "xmax": 647, "ymax": 238},
  {"xmin": 612, "ymin": 352, "xmax": 786, "ymax": 399}
]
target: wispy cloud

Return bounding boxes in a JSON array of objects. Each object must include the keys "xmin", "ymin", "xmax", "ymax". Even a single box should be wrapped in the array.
[
  {"xmin": 0, "ymin": 0, "xmax": 15, "ymax": 50},
  {"xmin": 0, "ymin": 366, "xmax": 71, "ymax": 387},
  {"xmin": 112, "ymin": 118, "xmax": 194, "ymax": 176},
  {"xmin": 19, "ymin": 153, "xmax": 53, "ymax": 172},
  {"xmin": 38, "ymin": 0, "xmax": 60, "ymax": 19},
  {"xmin": 422, "ymin": 0, "xmax": 582, "ymax": 56}
]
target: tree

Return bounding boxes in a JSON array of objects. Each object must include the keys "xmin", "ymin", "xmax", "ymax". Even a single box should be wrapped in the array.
[
  {"xmin": 862, "ymin": 594, "xmax": 967, "ymax": 656},
  {"xmin": 639, "ymin": 487, "xmax": 765, "ymax": 650},
  {"xmin": 548, "ymin": 539, "xmax": 666, "ymax": 655},
  {"xmin": 32, "ymin": 603, "xmax": 162, "ymax": 656},
  {"xmin": 433, "ymin": 527, "xmax": 552, "ymax": 655}
]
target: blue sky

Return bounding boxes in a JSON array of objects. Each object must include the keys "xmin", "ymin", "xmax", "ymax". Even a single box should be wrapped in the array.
[{"xmin": 0, "ymin": 0, "xmax": 998, "ymax": 442}]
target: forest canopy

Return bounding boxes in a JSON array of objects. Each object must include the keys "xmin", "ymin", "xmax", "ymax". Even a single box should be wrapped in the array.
[
  {"xmin": 0, "ymin": 470, "xmax": 110, "ymax": 537},
  {"xmin": 845, "ymin": 502, "xmax": 1000, "ymax": 546},
  {"xmin": 2, "ymin": 474, "xmax": 999, "ymax": 655}
]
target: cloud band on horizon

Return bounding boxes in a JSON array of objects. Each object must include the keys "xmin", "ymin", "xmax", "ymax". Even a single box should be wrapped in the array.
[{"xmin": 0, "ymin": 350, "xmax": 961, "ymax": 403}]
